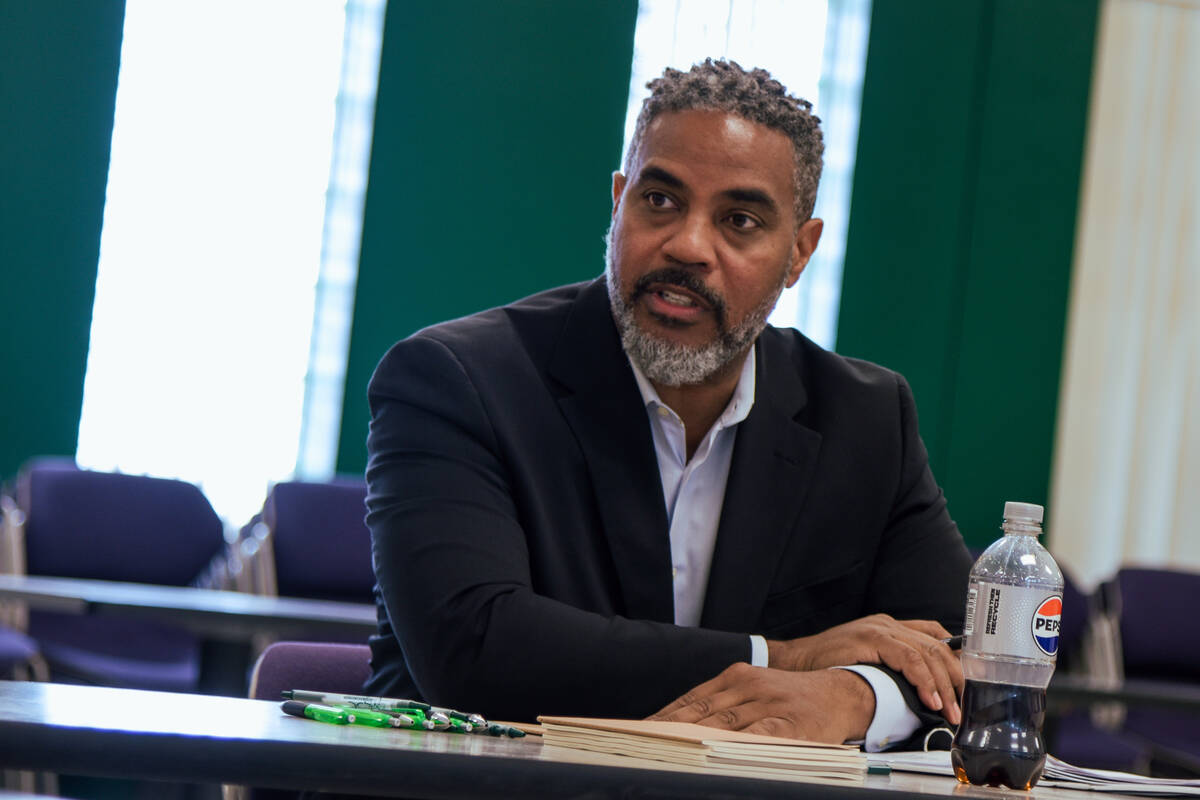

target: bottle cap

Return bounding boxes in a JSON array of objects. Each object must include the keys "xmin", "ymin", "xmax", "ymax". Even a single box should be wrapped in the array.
[{"xmin": 1003, "ymin": 501, "xmax": 1044, "ymax": 523}]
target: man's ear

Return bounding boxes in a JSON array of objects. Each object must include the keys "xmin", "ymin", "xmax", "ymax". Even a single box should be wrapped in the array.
[
  {"xmin": 611, "ymin": 171, "xmax": 627, "ymax": 218},
  {"xmin": 785, "ymin": 218, "xmax": 824, "ymax": 288}
]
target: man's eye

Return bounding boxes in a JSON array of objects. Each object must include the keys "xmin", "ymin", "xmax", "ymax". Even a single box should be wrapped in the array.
[
  {"xmin": 728, "ymin": 213, "xmax": 760, "ymax": 230},
  {"xmin": 645, "ymin": 191, "xmax": 676, "ymax": 209}
]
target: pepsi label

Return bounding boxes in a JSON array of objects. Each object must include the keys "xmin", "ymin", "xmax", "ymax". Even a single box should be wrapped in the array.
[
  {"xmin": 963, "ymin": 581, "xmax": 1062, "ymax": 663},
  {"xmin": 1031, "ymin": 596, "xmax": 1062, "ymax": 656}
]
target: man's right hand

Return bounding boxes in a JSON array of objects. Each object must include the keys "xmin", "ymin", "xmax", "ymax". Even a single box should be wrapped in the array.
[
  {"xmin": 766, "ymin": 614, "xmax": 962, "ymax": 725},
  {"xmin": 649, "ymin": 663, "xmax": 876, "ymax": 744}
]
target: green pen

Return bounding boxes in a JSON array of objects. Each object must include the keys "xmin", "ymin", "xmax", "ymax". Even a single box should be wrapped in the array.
[
  {"xmin": 487, "ymin": 723, "xmax": 527, "ymax": 738},
  {"xmin": 282, "ymin": 690, "xmax": 433, "ymax": 714},
  {"xmin": 397, "ymin": 707, "xmax": 437, "ymax": 730},
  {"xmin": 372, "ymin": 708, "xmax": 430, "ymax": 730},
  {"xmin": 387, "ymin": 706, "xmax": 426, "ymax": 723},
  {"xmin": 445, "ymin": 717, "xmax": 473, "ymax": 734},
  {"xmin": 280, "ymin": 691, "xmax": 488, "ymax": 730},
  {"xmin": 335, "ymin": 706, "xmax": 403, "ymax": 728},
  {"xmin": 281, "ymin": 700, "xmax": 351, "ymax": 725}
]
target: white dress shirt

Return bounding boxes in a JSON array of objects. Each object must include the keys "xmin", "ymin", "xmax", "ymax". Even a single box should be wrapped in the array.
[{"xmin": 628, "ymin": 346, "xmax": 920, "ymax": 751}]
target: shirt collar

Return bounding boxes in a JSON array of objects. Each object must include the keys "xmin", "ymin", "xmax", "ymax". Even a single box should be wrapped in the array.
[{"xmin": 627, "ymin": 344, "xmax": 757, "ymax": 430}]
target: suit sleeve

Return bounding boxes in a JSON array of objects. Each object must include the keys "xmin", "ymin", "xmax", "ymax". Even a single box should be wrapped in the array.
[
  {"xmin": 863, "ymin": 373, "xmax": 974, "ymax": 742},
  {"xmin": 866, "ymin": 374, "xmax": 973, "ymax": 632},
  {"xmin": 365, "ymin": 335, "xmax": 749, "ymax": 722}
]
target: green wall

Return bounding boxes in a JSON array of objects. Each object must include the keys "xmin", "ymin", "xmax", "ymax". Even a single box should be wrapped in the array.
[
  {"xmin": 837, "ymin": 0, "xmax": 1100, "ymax": 549},
  {"xmin": 0, "ymin": 1, "xmax": 126, "ymax": 482},
  {"xmin": 0, "ymin": 0, "xmax": 1101, "ymax": 544},
  {"xmin": 336, "ymin": 0, "xmax": 638, "ymax": 474}
]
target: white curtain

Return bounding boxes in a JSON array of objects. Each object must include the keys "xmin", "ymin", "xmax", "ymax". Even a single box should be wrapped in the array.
[
  {"xmin": 76, "ymin": 1, "xmax": 349, "ymax": 526},
  {"xmin": 1048, "ymin": 0, "xmax": 1200, "ymax": 588}
]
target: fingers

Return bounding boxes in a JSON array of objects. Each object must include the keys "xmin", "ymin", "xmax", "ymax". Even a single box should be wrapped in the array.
[
  {"xmin": 649, "ymin": 662, "xmax": 756, "ymax": 722},
  {"xmin": 743, "ymin": 715, "xmax": 830, "ymax": 743},
  {"xmin": 797, "ymin": 615, "xmax": 963, "ymax": 725},
  {"xmin": 875, "ymin": 633, "xmax": 962, "ymax": 725},
  {"xmin": 695, "ymin": 700, "xmax": 772, "ymax": 731},
  {"xmin": 922, "ymin": 637, "xmax": 962, "ymax": 725},
  {"xmin": 899, "ymin": 618, "xmax": 953, "ymax": 640},
  {"xmin": 653, "ymin": 667, "xmax": 875, "ymax": 744},
  {"xmin": 935, "ymin": 636, "xmax": 965, "ymax": 723}
]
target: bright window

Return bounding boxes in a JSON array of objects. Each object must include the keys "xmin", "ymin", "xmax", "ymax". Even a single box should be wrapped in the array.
[{"xmin": 76, "ymin": 0, "xmax": 383, "ymax": 526}]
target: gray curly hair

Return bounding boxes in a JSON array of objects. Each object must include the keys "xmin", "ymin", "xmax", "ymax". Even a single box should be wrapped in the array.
[{"xmin": 624, "ymin": 59, "xmax": 824, "ymax": 224}]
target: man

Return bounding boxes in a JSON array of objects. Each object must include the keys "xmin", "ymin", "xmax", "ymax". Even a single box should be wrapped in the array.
[{"xmin": 363, "ymin": 60, "xmax": 973, "ymax": 749}]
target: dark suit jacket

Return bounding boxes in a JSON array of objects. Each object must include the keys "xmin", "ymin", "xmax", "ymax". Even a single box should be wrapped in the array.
[{"xmin": 363, "ymin": 278, "xmax": 972, "ymax": 724}]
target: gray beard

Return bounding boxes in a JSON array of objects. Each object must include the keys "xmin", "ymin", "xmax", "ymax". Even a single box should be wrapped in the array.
[{"xmin": 604, "ymin": 227, "xmax": 786, "ymax": 387}]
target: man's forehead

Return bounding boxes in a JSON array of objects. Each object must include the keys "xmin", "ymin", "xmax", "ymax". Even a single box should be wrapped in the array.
[
  {"xmin": 646, "ymin": 109, "xmax": 764, "ymax": 140},
  {"xmin": 629, "ymin": 109, "xmax": 795, "ymax": 206},
  {"xmin": 633, "ymin": 109, "xmax": 793, "ymax": 172}
]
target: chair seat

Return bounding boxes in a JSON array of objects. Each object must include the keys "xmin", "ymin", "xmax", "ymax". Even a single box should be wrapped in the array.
[{"xmin": 30, "ymin": 611, "xmax": 201, "ymax": 692}]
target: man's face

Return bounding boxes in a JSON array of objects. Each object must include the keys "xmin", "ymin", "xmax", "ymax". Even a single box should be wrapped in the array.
[{"xmin": 606, "ymin": 109, "xmax": 822, "ymax": 387}]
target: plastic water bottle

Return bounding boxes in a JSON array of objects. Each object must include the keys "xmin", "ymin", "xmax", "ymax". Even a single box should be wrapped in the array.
[{"xmin": 951, "ymin": 501, "xmax": 1063, "ymax": 789}]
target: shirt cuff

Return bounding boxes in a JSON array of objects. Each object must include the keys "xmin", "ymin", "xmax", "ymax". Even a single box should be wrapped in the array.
[
  {"xmin": 833, "ymin": 665, "xmax": 921, "ymax": 752},
  {"xmin": 749, "ymin": 634, "xmax": 768, "ymax": 667}
]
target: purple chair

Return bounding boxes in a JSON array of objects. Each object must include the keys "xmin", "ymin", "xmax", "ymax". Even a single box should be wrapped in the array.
[
  {"xmin": 1113, "ymin": 567, "xmax": 1200, "ymax": 683},
  {"xmin": 1, "ymin": 496, "xmax": 43, "ymax": 678},
  {"xmin": 1056, "ymin": 564, "xmax": 1090, "ymax": 673},
  {"xmin": 15, "ymin": 461, "xmax": 226, "ymax": 692},
  {"xmin": 1050, "ymin": 567, "xmax": 1200, "ymax": 776},
  {"xmin": 243, "ymin": 641, "xmax": 373, "ymax": 800},
  {"xmin": 1043, "ymin": 566, "xmax": 1156, "ymax": 772},
  {"xmin": 0, "ymin": 625, "xmax": 41, "ymax": 678},
  {"xmin": 260, "ymin": 478, "xmax": 374, "ymax": 608},
  {"xmin": 1108, "ymin": 567, "xmax": 1200, "ymax": 774},
  {"xmin": 248, "ymin": 640, "xmax": 372, "ymax": 701}
]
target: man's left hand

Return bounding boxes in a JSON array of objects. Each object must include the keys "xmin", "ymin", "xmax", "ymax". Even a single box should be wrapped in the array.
[{"xmin": 648, "ymin": 662, "xmax": 875, "ymax": 744}]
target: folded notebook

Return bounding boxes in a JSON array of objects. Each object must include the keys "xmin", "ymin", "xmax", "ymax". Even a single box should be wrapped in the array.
[{"xmin": 538, "ymin": 716, "xmax": 866, "ymax": 783}]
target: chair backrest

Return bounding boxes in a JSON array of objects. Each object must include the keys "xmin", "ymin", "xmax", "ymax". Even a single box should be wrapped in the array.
[
  {"xmin": 1056, "ymin": 564, "xmax": 1091, "ymax": 673},
  {"xmin": 249, "ymin": 640, "xmax": 372, "ymax": 701},
  {"xmin": 1111, "ymin": 566, "xmax": 1200, "ymax": 681},
  {"xmin": 16, "ymin": 461, "xmax": 225, "ymax": 585},
  {"xmin": 262, "ymin": 479, "xmax": 374, "ymax": 603}
]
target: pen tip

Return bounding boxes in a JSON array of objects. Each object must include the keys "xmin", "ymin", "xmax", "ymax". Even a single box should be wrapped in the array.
[{"xmin": 280, "ymin": 700, "xmax": 306, "ymax": 717}]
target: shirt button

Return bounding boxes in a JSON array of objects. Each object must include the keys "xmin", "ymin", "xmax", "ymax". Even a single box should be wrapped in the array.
[
  {"xmin": 672, "ymin": 568, "xmax": 678, "ymax": 578},
  {"xmin": 657, "ymin": 407, "xmax": 670, "ymax": 418}
]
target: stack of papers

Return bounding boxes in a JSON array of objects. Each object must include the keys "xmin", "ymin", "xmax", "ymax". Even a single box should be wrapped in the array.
[
  {"xmin": 881, "ymin": 750, "xmax": 1200, "ymax": 796},
  {"xmin": 537, "ymin": 716, "xmax": 866, "ymax": 783},
  {"xmin": 1043, "ymin": 756, "xmax": 1200, "ymax": 796}
]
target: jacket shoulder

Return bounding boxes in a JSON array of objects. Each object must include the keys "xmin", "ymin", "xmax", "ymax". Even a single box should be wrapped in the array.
[
  {"xmin": 760, "ymin": 325, "xmax": 907, "ymax": 398},
  {"xmin": 373, "ymin": 280, "xmax": 597, "ymax": 372}
]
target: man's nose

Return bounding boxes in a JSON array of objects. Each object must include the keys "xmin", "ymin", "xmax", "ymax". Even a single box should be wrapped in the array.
[{"xmin": 661, "ymin": 213, "xmax": 716, "ymax": 268}]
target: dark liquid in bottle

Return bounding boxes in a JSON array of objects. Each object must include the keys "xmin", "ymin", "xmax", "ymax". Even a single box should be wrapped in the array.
[{"xmin": 951, "ymin": 679, "xmax": 1047, "ymax": 789}]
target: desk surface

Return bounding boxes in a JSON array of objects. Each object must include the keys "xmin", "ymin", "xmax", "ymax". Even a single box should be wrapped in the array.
[
  {"xmin": 0, "ymin": 680, "xmax": 1142, "ymax": 800},
  {"xmin": 0, "ymin": 573, "xmax": 376, "ymax": 642}
]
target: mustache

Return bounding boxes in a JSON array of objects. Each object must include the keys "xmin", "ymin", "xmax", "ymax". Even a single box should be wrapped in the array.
[{"xmin": 629, "ymin": 267, "xmax": 726, "ymax": 321}]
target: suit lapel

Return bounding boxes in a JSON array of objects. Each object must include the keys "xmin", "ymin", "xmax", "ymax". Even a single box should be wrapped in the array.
[
  {"xmin": 701, "ymin": 336, "xmax": 822, "ymax": 633},
  {"xmin": 548, "ymin": 280, "xmax": 675, "ymax": 623}
]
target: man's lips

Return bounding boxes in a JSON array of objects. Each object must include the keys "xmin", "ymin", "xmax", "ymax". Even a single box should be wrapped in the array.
[
  {"xmin": 642, "ymin": 287, "xmax": 711, "ymax": 327},
  {"xmin": 627, "ymin": 267, "xmax": 726, "ymax": 329},
  {"xmin": 644, "ymin": 282, "xmax": 713, "ymax": 311}
]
